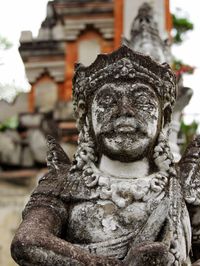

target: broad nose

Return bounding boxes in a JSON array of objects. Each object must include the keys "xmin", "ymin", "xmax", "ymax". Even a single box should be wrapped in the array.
[{"xmin": 119, "ymin": 96, "xmax": 135, "ymax": 117}]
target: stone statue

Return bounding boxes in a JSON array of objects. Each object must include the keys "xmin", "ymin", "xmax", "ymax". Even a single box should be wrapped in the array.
[
  {"xmin": 124, "ymin": 2, "xmax": 193, "ymax": 162},
  {"xmin": 123, "ymin": 2, "xmax": 172, "ymax": 64},
  {"xmin": 11, "ymin": 46, "xmax": 200, "ymax": 265}
]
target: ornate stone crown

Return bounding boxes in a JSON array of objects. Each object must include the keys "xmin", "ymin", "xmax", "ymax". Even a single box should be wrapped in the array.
[{"xmin": 73, "ymin": 45, "xmax": 177, "ymax": 126}]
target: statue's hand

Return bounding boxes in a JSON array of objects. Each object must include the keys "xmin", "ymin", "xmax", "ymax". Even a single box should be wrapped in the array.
[
  {"xmin": 124, "ymin": 242, "xmax": 170, "ymax": 266},
  {"xmin": 192, "ymin": 259, "xmax": 200, "ymax": 266},
  {"xmin": 89, "ymin": 255, "xmax": 122, "ymax": 266}
]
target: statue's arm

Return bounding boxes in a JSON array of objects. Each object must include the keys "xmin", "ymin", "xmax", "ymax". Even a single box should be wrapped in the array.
[
  {"xmin": 11, "ymin": 179, "xmax": 122, "ymax": 266},
  {"xmin": 11, "ymin": 176, "xmax": 122, "ymax": 266},
  {"xmin": 11, "ymin": 207, "xmax": 81, "ymax": 266},
  {"xmin": 11, "ymin": 136, "xmax": 122, "ymax": 265},
  {"xmin": 11, "ymin": 206, "xmax": 121, "ymax": 266}
]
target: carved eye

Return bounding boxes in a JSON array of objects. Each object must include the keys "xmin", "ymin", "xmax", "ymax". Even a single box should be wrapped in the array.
[
  {"xmin": 135, "ymin": 99, "xmax": 156, "ymax": 113},
  {"xmin": 104, "ymin": 95, "xmax": 113, "ymax": 104},
  {"xmin": 138, "ymin": 95, "xmax": 149, "ymax": 104},
  {"xmin": 98, "ymin": 94, "xmax": 116, "ymax": 106},
  {"xmin": 141, "ymin": 105, "xmax": 149, "ymax": 111},
  {"xmin": 140, "ymin": 103, "xmax": 155, "ymax": 111},
  {"xmin": 148, "ymin": 105, "xmax": 154, "ymax": 111}
]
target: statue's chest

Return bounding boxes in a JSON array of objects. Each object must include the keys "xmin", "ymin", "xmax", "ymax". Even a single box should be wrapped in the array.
[
  {"xmin": 66, "ymin": 175, "xmax": 167, "ymax": 244},
  {"xmin": 67, "ymin": 200, "xmax": 150, "ymax": 244}
]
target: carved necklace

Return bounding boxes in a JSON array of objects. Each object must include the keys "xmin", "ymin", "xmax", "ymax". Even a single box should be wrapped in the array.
[{"xmin": 83, "ymin": 162, "xmax": 169, "ymax": 208}]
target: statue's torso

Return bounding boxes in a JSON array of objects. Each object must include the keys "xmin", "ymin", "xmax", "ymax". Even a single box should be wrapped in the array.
[
  {"xmin": 68, "ymin": 199, "xmax": 149, "ymax": 242},
  {"xmin": 23, "ymin": 165, "xmax": 192, "ymax": 263},
  {"xmin": 64, "ymin": 174, "xmax": 168, "ymax": 258}
]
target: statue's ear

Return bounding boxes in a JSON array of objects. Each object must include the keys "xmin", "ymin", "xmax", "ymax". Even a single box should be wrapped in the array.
[{"xmin": 163, "ymin": 104, "xmax": 172, "ymax": 128}]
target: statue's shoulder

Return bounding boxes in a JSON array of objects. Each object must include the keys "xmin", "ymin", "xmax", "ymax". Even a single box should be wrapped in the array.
[
  {"xmin": 35, "ymin": 135, "xmax": 96, "ymax": 202},
  {"xmin": 23, "ymin": 136, "xmax": 71, "ymax": 219},
  {"xmin": 33, "ymin": 135, "xmax": 71, "ymax": 196},
  {"xmin": 46, "ymin": 135, "xmax": 71, "ymax": 173},
  {"xmin": 178, "ymin": 135, "xmax": 200, "ymax": 206}
]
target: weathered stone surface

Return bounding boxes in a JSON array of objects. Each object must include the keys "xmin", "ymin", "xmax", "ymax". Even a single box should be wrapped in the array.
[
  {"xmin": 125, "ymin": 242, "xmax": 169, "ymax": 266},
  {"xmin": 124, "ymin": 2, "xmax": 171, "ymax": 64}
]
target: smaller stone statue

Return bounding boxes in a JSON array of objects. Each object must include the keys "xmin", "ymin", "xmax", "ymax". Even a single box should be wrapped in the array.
[
  {"xmin": 123, "ymin": 2, "xmax": 172, "ymax": 64},
  {"xmin": 11, "ymin": 46, "xmax": 200, "ymax": 265},
  {"xmin": 124, "ymin": 2, "xmax": 193, "ymax": 162}
]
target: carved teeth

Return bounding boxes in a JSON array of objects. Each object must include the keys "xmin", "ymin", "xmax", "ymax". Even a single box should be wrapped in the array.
[{"xmin": 114, "ymin": 125, "xmax": 136, "ymax": 133}]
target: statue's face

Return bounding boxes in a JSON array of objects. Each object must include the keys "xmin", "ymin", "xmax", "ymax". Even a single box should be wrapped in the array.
[{"xmin": 91, "ymin": 82, "xmax": 161, "ymax": 162}]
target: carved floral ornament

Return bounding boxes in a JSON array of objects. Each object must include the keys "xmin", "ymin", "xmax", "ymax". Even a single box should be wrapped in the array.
[{"xmin": 73, "ymin": 46, "xmax": 177, "ymax": 129}]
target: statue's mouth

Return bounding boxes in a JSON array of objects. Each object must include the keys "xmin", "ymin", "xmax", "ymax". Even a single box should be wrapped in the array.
[
  {"xmin": 113, "ymin": 118, "xmax": 137, "ymax": 133},
  {"xmin": 114, "ymin": 124, "xmax": 136, "ymax": 133},
  {"xmin": 101, "ymin": 118, "xmax": 146, "ymax": 135}
]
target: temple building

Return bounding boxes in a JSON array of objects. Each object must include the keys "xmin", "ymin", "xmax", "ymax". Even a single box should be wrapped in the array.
[{"xmin": 19, "ymin": 0, "xmax": 172, "ymax": 113}]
